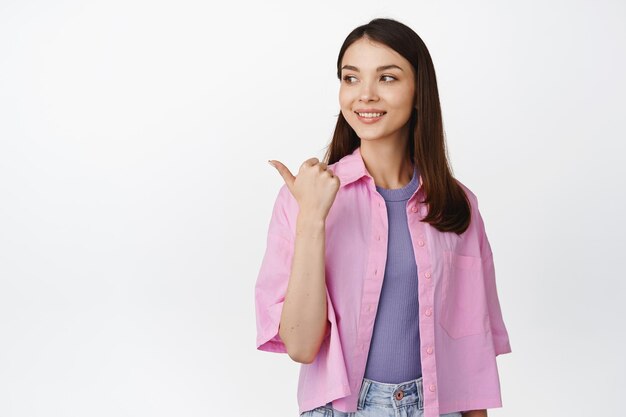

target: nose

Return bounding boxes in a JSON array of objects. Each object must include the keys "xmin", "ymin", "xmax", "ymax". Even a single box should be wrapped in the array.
[{"xmin": 359, "ymin": 79, "xmax": 379, "ymax": 102}]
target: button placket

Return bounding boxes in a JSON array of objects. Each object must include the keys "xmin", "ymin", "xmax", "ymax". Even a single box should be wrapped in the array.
[
  {"xmin": 353, "ymin": 196, "xmax": 388, "ymax": 392},
  {"xmin": 407, "ymin": 196, "xmax": 439, "ymax": 411}
]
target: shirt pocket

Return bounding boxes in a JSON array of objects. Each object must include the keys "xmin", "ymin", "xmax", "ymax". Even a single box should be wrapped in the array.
[{"xmin": 439, "ymin": 250, "xmax": 489, "ymax": 339}]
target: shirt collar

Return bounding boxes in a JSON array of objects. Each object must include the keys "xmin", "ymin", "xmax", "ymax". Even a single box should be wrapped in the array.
[{"xmin": 333, "ymin": 146, "xmax": 423, "ymax": 189}]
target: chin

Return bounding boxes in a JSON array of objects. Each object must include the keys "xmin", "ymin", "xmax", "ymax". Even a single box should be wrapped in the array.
[
  {"xmin": 356, "ymin": 133, "xmax": 386, "ymax": 141},
  {"xmin": 349, "ymin": 126, "xmax": 383, "ymax": 140}
]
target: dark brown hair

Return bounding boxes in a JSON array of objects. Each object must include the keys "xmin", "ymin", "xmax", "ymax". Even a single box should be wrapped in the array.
[{"xmin": 323, "ymin": 17, "xmax": 471, "ymax": 235}]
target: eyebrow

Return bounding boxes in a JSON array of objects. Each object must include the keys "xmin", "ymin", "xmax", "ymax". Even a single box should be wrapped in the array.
[{"xmin": 341, "ymin": 64, "xmax": 404, "ymax": 72}]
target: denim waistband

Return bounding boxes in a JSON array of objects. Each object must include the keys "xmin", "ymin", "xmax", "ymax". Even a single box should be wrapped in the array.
[{"xmin": 356, "ymin": 376, "xmax": 424, "ymax": 411}]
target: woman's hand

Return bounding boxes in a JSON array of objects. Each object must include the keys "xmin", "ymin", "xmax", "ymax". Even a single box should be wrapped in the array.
[{"xmin": 269, "ymin": 157, "xmax": 340, "ymax": 221}]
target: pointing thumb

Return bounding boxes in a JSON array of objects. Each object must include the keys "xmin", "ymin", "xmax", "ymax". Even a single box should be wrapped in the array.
[{"xmin": 268, "ymin": 159, "xmax": 295, "ymax": 193}]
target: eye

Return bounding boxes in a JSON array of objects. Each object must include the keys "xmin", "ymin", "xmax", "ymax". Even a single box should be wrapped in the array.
[{"xmin": 341, "ymin": 74, "xmax": 397, "ymax": 84}]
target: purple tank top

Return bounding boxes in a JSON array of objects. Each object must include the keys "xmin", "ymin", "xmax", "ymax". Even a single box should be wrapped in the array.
[{"xmin": 364, "ymin": 165, "xmax": 422, "ymax": 383}]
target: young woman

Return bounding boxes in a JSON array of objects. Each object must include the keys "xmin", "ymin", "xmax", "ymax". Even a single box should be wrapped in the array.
[{"xmin": 256, "ymin": 18, "xmax": 512, "ymax": 417}]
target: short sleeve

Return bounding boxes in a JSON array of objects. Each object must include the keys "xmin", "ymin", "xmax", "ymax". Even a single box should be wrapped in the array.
[
  {"xmin": 254, "ymin": 184, "xmax": 295, "ymax": 353},
  {"xmin": 474, "ymin": 198, "xmax": 513, "ymax": 356}
]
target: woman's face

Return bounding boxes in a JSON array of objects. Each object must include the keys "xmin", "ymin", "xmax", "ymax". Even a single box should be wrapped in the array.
[{"xmin": 339, "ymin": 37, "xmax": 416, "ymax": 143}]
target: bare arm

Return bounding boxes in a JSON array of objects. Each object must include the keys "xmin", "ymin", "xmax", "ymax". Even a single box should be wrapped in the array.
[
  {"xmin": 278, "ymin": 212, "xmax": 329, "ymax": 364},
  {"xmin": 268, "ymin": 156, "xmax": 339, "ymax": 364}
]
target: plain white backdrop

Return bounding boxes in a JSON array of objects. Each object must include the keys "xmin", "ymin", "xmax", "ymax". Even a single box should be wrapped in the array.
[{"xmin": 0, "ymin": 0, "xmax": 624, "ymax": 416}]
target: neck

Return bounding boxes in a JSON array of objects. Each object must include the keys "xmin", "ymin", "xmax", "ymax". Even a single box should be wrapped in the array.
[{"xmin": 360, "ymin": 140, "xmax": 413, "ymax": 189}]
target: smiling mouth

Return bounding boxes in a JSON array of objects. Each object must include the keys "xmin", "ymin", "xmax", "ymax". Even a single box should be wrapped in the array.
[{"xmin": 354, "ymin": 111, "xmax": 387, "ymax": 118}]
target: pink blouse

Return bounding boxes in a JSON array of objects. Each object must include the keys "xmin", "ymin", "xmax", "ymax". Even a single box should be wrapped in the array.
[{"xmin": 254, "ymin": 146, "xmax": 512, "ymax": 417}]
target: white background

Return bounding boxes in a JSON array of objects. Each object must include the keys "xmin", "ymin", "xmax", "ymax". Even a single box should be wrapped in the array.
[{"xmin": 1, "ymin": 1, "xmax": 624, "ymax": 416}]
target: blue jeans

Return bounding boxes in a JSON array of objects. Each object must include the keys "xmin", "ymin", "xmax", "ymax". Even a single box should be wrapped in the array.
[{"xmin": 299, "ymin": 376, "xmax": 463, "ymax": 417}]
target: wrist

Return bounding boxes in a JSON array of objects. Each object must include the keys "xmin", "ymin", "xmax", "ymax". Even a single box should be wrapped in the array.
[{"xmin": 296, "ymin": 213, "xmax": 326, "ymax": 238}]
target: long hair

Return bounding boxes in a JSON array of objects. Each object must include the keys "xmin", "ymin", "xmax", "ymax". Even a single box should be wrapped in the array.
[{"xmin": 323, "ymin": 17, "xmax": 471, "ymax": 235}]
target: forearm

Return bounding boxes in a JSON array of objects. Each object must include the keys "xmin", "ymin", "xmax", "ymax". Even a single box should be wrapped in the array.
[
  {"xmin": 278, "ymin": 212, "xmax": 328, "ymax": 363},
  {"xmin": 462, "ymin": 410, "xmax": 487, "ymax": 417}
]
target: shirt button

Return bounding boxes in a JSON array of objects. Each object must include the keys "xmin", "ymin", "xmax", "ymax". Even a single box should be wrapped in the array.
[
  {"xmin": 426, "ymin": 346, "xmax": 433, "ymax": 354},
  {"xmin": 418, "ymin": 240, "xmax": 425, "ymax": 247},
  {"xmin": 425, "ymin": 307, "xmax": 432, "ymax": 317},
  {"xmin": 374, "ymin": 268, "xmax": 378, "ymax": 275},
  {"xmin": 376, "ymin": 235, "xmax": 381, "ymax": 241},
  {"xmin": 425, "ymin": 271, "xmax": 431, "ymax": 279},
  {"xmin": 429, "ymin": 384, "xmax": 436, "ymax": 392},
  {"xmin": 394, "ymin": 390, "xmax": 404, "ymax": 400},
  {"xmin": 367, "ymin": 304, "xmax": 372, "ymax": 312}
]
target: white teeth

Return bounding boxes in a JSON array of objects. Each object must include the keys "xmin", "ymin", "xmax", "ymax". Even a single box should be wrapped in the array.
[{"xmin": 357, "ymin": 112, "xmax": 385, "ymax": 118}]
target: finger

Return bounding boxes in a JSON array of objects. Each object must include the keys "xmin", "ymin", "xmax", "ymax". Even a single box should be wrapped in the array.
[
  {"xmin": 302, "ymin": 157, "xmax": 320, "ymax": 167},
  {"xmin": 269, "ymin": 160, "xmax": 295, "ymax": 192}
]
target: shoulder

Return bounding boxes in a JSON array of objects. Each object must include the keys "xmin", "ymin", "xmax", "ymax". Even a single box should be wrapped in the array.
[
  {"xmin": 272, "ymin": 183, "xmax": 299, "ymax": 237},
  {"xmin": 454, "ymin": 177, "xmax": 479, "ymax": 207},
  {"xmin": 453, "ymin": 178, "xmax": 488, "ymax": 232},
  {"xmin": 276, "ymin": 182, "xmax": 297, "ymax": 210}
]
